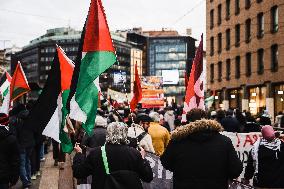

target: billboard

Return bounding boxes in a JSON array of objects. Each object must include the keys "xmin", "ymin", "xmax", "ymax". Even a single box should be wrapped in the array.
[
  {"xmin": 162, "ymin": 70, "xmax": 179, "ymax": 85},
  {"xmin": 140, "ymin": 76, "xmax": 164, "ymax": 108},
  {"xmin": 113, "ymin": 72, "xmax": 126, "ymax": 85}
]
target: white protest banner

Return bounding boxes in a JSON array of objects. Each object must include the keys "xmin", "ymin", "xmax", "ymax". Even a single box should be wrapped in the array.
[{"xmin": 142, "ymin": 152, "xmax": 173, "ymax": 189}]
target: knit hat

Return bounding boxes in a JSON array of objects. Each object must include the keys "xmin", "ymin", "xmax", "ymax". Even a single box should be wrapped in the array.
[
  {"xmin": 261, "ymin": 125, "xmax": 275, "ymax": 140},
  {"xmin": 136, "ymin": 113, "xmax": 152, "ymax": 123},
  {"xmin": 0, "ymin": 113, "xmax": 9, "ymax": 126},
  {"xmin": 149, "ymin": 112, "xmax": 160, "ymax": 122},
  {"xmin": 95, "ymin": 115, "xmax": 107, "ymax": 128}
]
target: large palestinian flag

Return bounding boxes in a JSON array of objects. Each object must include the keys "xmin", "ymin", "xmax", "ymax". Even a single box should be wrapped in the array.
[
  {"xmin": 24, "ymin": 46, "xmax": 74, "ymax": 153},
  {"xmin": 0, "ymin": 71, "xmax": 12, "ymax": 114},
  {"xmin": 68, "ymin": 0, "xmax": 117, "ymax": 135},
  {"xmin": 10, "ymin": 62, "xmax": 30, "ymax": 102}
]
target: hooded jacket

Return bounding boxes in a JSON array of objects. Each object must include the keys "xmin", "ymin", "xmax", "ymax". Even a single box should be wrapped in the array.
[
  {"xmin": 127, "ymin": 124, "xmax": 155, "ymax": 153},
  {"xmin": 160, "ymin": 119, "xmax": 242, "ymax": 189},
  {"xmin": 0, "ymin": 126, "xmax": 20, "ymax": 185}
]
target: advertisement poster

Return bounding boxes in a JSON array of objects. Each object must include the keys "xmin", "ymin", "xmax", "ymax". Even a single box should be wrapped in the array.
[{"xmin": 141, "ymin": 76, "xmax": 164, "ymax": 108}]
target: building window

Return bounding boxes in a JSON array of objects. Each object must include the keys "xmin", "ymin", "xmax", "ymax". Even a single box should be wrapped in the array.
[
  {"xmin": 226, "ymin": 59, "xmax": 231, "ymax": 80},
  {"xmin": 218, "ymin": 61, "xmax": 222, "ymax": 82},
  {"xmin": 235, "ymin": 24, "xmax": 240, "ymax": 47},
  {"xmin": 210, "ymin": 64, "xmax": 214, "ymax": 83},
  {"xmin": 257, "ymin": 12, "xmax": 264, "ymax": 38},
  {"xmin": 271, "ymin": 6, "xmax": 278, "ymax": 33},
  {"xmin": 210, "ymin": 9, "xmax": 214, "ymax": 29},
  {"xmin": 218, "ymin": 33, "xmax": 222, "ymax": 53},
  {"xmin": 271, "ymin": 44, "xmax": 278, "ymax": 72},
  {"xmin": 257, "ymin": 48, "xmax": 264, "ymax": 75},
  {"xmin": 226, "ymin": 0, "xmax": 230, "ymax": 20},
  {"xmin": 235, "ymin": 56, "xmax": 240, "ymax": 79},
  {"xmin": 246, "ymin": 52, "xmax": 251, "ymax": 77},
  {"xmin": 218, "ymin": 4, "xmax": 222, "ymax": 25},
  {"xmin": 226, "ymin": 29, "xmax": 230, "ymax": 50},
  {"xmin": 245, "ymin": 0, "xmax": 251, "ymax": 9},
  {"xmin": 235, "ymin": 0, "xmax": 240, "ymax": 15},
  {"xmin": 257, "ymin": 0, "xmax": 262, "ymax": 3},
  {"xmin": 245, "ymin": 19, "xmax": 251, "ymax": 43},
  {"xmin": 210, "ymin": 37, "xmax": 214, "ymax": 56}
]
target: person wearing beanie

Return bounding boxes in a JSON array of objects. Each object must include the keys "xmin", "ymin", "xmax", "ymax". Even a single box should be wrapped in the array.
[
  {"xmin": 73, "ymin": 122, "xmax": 153, "ymax": 189},
  {"xmin": 161, "ymin": 119, "xmax": 242, "ymax": 189},
  {"xmin": 0, "ymin": 113, "xmax": 20, "ymax": 189},
  {"xmin": 127, "ymin": 113, "xmax": 155, "ymax": 153},
  {"xmin": 148, "ymin": 112, "xmax": 170, "ymax": 156},
  {"xmin": 243, "ymin": 125, "xmax": 284, "ymax": 188},
  {"xmin": 83, "ymin": 115, "xmax": 108, "ymax": 148}
]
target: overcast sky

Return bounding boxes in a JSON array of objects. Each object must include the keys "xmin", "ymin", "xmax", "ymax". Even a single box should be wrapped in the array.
[{"xmin": 0, "ymin": 0, "xmax": 205, "ymax": 49}]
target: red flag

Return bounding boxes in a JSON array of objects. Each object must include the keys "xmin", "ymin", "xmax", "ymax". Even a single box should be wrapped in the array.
[
  {"xmin": 184, "ymin": 70, "xmax": 188, "ymax": 90},
  {"xmin": 10, "ymin": 62, "xmax": 30, "ymax": 102},
  {"xmin": 130, "ymin": 64, "xmax": 142, "ymax": 111},
  {"xmin": 182, "ymin": 34, "xmax": 204, "ymax": 120}
]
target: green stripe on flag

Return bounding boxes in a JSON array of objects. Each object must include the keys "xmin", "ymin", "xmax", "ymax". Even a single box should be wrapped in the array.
[
  {"xmin": 12, "ymin": 87, "xmax": 29, "ymax": 100},
  {"xmin": 76, "ymin": 51, "xmax": 116, "ymax": 135},
  {"xmin": 60, "ymin": 90, "xmax": 73, "ymax": 153},
  {"xmin": 3, "ymin": 87, "xmax": 8, "ymax": 97}
]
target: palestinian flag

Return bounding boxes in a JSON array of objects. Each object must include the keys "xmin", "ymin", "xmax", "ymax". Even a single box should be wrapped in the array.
[
  {"xmin": 0, "ymin": 71, "xmax": 12, "ymax": 114},
  {"xmin": 10, "ymin": 62, "xmax": 30, "ymax": 102},
  {"xmin": 24, "ymin": 46, "xmax": 74, "ymax": 153},
  {"xmin": 68, "ymin": 0, "xmax": 116, "ymax": 135}
]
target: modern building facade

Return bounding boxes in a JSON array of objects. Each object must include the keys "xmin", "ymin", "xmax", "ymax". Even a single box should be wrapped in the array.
[
  {"xmin": 11, "ymin": 27, "xmax": 80, "ymax": 87},
  {"xmin": 127, "ymin": 29, "xmax": 196, "ymax": 104},
  {"xmin": 206, "ymin": 0, "xmax": 283, "ymax": 119}
]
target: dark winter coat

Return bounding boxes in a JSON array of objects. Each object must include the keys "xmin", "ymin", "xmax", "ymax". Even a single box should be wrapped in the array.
[
  {"xmin": 73, "ymin": 144, "xmax": 153, "ymax": 189},
  {"xmin": 160, "ymin": 119, "xmax": 243, "ymax": 189},
  {"xmin": 9, "ymin": 110, "xmax": 35, "ymax": 149},
  {"xmin": 244, "ymin": 139, "xmax": 284, "ymax": 188},
  {"xmin": 259, "ymin": 116, "xmax": 271, "ymax": 126},
  {"xmin": 0, "ymin": 126, "xmax": 20, "ymax": 185},
  {"xmin": 220, "ymin": 116, "xmax": 241, "ymax": 132},
  {"xmin": 83, "ymin": 126, "xmax": 106, "ymax": 148}
]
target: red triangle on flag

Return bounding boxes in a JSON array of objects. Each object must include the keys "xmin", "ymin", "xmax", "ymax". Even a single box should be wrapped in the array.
[
  {"xmin": 83, "ymin": 0, "xmax": 115, "ymax": 52},
  {"xmin": 10, "ymin": 62, "xmax": 30, "ymax": 101},
  {"xmin": 57, "ymin": 46, "xmax": 74, "ymax": 91}
]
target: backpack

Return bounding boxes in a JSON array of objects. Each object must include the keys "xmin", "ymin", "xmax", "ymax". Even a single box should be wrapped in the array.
[
  {"xmin": 101, "ymin": 145, "xmax": 143, "ymax": 189},
  {"xmin": 127, "ymin": 131, "xmax": 147, "ymax": 149}
]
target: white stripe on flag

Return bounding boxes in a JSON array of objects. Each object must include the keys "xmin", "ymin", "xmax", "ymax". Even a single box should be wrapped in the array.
[
  {"xmin": 0, "ymin": 80, "xmax": 10, "ymax": 95},
  {"xmin": 69, "ymin": 94, "xmax": 87, "ymax": 123},
  {"xmin": 0, "ymin": 90, "xmax": 10, "ymax": 114},
  {"xmin": 42, "ymin": 94, "xmax": 62, "ymax": 142}
]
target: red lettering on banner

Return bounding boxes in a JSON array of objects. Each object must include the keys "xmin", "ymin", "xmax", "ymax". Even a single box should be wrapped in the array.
[
  {"xmin": 243, "ymin": 135, "xmax": 254, "ymax": 147},
  {"xmin": 236, "ymin": 133, "xmax": 240, "ymax": 147}
]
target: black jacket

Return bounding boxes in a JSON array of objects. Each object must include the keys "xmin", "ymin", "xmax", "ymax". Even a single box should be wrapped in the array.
[
  {"xmin": 160, "ymin": 119, "xmax": 242, "ymax": 189},
  {"xmin": 73, "ymin": 144, "xmax": 153, "ymax": 189},
  {"xmin": 9, "ymin": 110, "xmax": 34, "ymax": 149},
  {"xmin": 0, "ymin": 126, "xmax": 20, "ymax": 185},
  {"xmin": 244, "ymin": 139, "xmax": 284, "ymax": 188}
]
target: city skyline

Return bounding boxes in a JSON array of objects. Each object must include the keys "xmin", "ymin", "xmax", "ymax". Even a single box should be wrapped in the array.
[{"xmin": 0, "ymin": 0, "xmax": 205, "ymax": 49}]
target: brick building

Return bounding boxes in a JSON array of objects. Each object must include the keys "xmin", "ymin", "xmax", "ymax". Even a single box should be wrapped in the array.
[{"xmin": 206, "ymin": 0, "xmax": 284, "ymax": 120}]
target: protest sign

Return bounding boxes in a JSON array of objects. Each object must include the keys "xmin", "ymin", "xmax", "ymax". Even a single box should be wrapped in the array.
[{"xmin": 142, "ymin": 152, "xmax": 173, "ymax": 189}]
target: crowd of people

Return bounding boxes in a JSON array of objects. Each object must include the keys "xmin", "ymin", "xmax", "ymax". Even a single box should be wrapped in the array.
[
  {"xmin": 1, "ymin": 100, "xmax": 284, "ymax": 189},
  {"xmin": 0, "ymin": 102, "xmax": 65, "ymax": 189}
]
